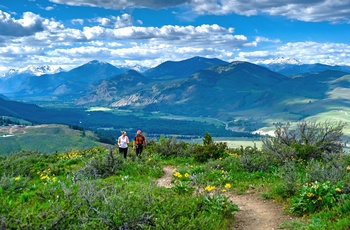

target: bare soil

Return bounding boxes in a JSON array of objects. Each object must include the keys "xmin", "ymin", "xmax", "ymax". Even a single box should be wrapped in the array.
[{"xmin": 156, "ymin": 166, "xmax": 295, "ymax": 230}]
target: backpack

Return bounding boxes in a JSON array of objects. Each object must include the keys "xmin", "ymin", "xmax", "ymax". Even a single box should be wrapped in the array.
[{"xmin": 135, "ymin": 134, "xmax": 144, "ymax": 145}]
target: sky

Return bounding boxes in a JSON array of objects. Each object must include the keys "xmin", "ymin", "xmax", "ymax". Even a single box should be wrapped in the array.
[{"xmin": 0, "ymin": 0, "xmax": 350, "ymax": 74}]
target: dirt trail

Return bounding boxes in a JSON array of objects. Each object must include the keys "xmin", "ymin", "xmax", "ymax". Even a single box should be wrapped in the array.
[{"xmin": 156, "ymin": 166, "xmax": 295, "ymax": 230}]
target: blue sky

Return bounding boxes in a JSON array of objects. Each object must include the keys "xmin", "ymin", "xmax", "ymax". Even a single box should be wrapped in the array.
[{"xmin": 0, "ymin": 0, "xmax": 350, "ymax": 73}]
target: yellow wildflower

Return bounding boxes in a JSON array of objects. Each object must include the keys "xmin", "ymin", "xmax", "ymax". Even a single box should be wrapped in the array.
[
  {"xmin": 347, "ymin": 166, "xmax": 350, "ymax": 170},
  {"xmin": 205, "ymin": 185, "xmax": 216, "ymax": 192},
  {"xmin": 313, "ymin": 185, "xmax": 319, "ymax": 189},
  {"xmin": 184, "ymin": 173, "xmax": 189, "ymax": 178},
  {"xmin": 296, "ymin": 183, "xmax": 300, "ymax": 187},
  {"xmin": 307, "ymin": 192, "xmax": 313, "ymax": 197},
  {"xmin": 317, "ymin": 196, "xmax": 322, "ymax": 201},
  {"xmin": 173, "ymin": 172, "xmax": 182, "ymax": 179},
  {"xmin": 336, "ymin": 187, "xmax": 342, "ymax": 193},
  {"xmin": 224, "ymin": 183, "xmax": 231, "ymax": 189},
  {"xmin": 221, "ymin": 189, "xmax": 227, "ymax": 193},
  {"xmin": 14, "ymin": 176, "xmax": 20, "ymax": 181}
]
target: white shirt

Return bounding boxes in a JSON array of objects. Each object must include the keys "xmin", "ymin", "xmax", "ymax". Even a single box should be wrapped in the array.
[{"xmin": 118, "ymin": 135, "xmax": 129, "ymax": 148}]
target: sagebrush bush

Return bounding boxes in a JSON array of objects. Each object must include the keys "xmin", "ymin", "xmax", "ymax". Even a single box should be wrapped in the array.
[
  {"xmin": 240, "ymin": 146, "xmax": 276, "ymax": 172},
  {"xmin": 192, "ymin": 142, "xmax": 229, "ymax": 162},
  {"xmin": 73, "ymin": 149, "xmax": 123, "ymax": 180},
  {"xmin": 276, "ymin": 161, "xmax": 302, "ymax": 197},
  {"xmin": 263, "ymin": 121, "xmax": 346, "ymax": 163},
  {"xmin": 151, "ymin": 136, "xmax": 192, "ymax": 157},
  {"xmin": 305, "ymin": 156, "xmax": 346, "ymax": 186}
]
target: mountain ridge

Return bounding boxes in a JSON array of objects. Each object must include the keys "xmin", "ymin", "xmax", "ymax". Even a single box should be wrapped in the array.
[{"xmin": 1, "ymin": 56, "xmax": 350, "ymax": 135}]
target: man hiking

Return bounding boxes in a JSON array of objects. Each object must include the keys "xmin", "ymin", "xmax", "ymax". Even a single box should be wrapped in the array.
[{"xmin": 133, "ymin": 130, "xmax": 146, "ymax": 157}]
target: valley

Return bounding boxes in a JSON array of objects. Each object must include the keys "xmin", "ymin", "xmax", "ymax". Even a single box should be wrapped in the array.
[{"xmin": 1, "ymin": 56, "xmax": 350, "ymax": 154}]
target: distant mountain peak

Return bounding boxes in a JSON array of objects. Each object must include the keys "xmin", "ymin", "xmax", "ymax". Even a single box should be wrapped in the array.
[
  {"xmin": 257, "ymin": 57, "xmax": 301, "ymax": 65},
  {"xmin": 3, "ymin": 65, "xmax": 64, "ymax": 77},
  {"xmin": 87, "ymin": 60, "xmax": 108, "ymax": 65}
]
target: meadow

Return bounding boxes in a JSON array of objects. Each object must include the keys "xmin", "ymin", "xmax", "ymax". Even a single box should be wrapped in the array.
[{"xmin": 0, "ymin": 120, "xmax": 349, "ymax": 229}]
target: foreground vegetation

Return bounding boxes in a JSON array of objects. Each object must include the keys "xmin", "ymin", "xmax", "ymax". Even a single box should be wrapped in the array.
[{"xmin": 0, "ymin": 121, "xmax": 350, "ymax": 229}]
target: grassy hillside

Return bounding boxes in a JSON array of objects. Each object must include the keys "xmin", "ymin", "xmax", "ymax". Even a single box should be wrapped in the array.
[
  {"xmin": 0, "ymin": 124, "xmax": 113, "ymax": 155},
  {"xmin": 1, "ymin": 123, "xmax": 349, "ymax": 229}
]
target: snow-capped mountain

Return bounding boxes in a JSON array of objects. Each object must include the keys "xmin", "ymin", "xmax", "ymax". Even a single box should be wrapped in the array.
[
  {"xmin": 2, "ymin": 65, "xmax": 64, "ymax": 78},
  {"xmin": 256, "ymin": 57, "xmax": 301, "ymax": 65}
]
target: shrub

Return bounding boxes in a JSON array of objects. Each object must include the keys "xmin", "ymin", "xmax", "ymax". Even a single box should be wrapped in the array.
[
  {"xmin": 275, "ymin": 161, "xmax": 302, "ymax": 197},
  {"xmin": 152, "ymin": 136, "xmax": 192, "ymax": 157},
  {"xmin": 263, "ymin": 120, "xmax": 346, "ymax": 163},
  {"xmin": 73, "ymin": 149, "xmax": 123, "ymax": 180},
  {"xmin": 203, "ymin": 193, "xmax": 238, "ymax": 218},
  {"xmin": 240, "ymin": 146, "xmax": 276, "ymax": 172},
  {"xmin": 305, "ymin": 152, "xmax": 348, "ymax": 186},
  {"xmin": 192, "ymin": 142, "xmax": 228, "ymax": 162},
  {"xmin": 290, "ymin": 181, "xmax": 344, "ymax": 215}
]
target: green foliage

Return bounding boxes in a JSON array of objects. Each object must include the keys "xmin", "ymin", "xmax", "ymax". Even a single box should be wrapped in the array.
[
  {"xmin": 0, "ymin": 150, "xmax": 55, "ymax": 177},
  {"xmin": 305, "ymin": 152, "xmax": 348, "ymax": 186},
  {"xmin": 95, "ymin": 131, "xmax": 116, "ymax": 145},
  {"xmin": 290, "ymin": 181, "xmax": 344, "ymax": 215},
  {"xmin": 173, "ymin": 180, "xmax": 194, "ymax": 195},
  {"xmin": 192, "ymin": 142, "xmax": 229, "ymax": 162},
  {"xmin": 151, "ymin": 135, "xmax": 192, "ymax": 157},
  {"xmin": 73, "ymin": 149, "xmax": 123, "ymax": 180},
  {"xmin": 271, "ymin": 161, "xmax": 302, "ymax": 198},
  {"xmin": 203, "ymin": 193, "xmax": 238, "ymax": 218},
  {"xmin": 240, "ymin": 146, "xmax": 276, "ymax": 172},
  {"xmin": 203, "ymin": 131, "xmax": 213, "ymax": 145},
  {"xmin": 263, "ymin": 120, "xmax": 346, "ymax": 163},
  {"xmin": 1, "ymin": 121, "xmax": 350, "ymax": 229},
  {"xmin": 0, "ymin": 145, "xmax": 239, "ymax": 229}
]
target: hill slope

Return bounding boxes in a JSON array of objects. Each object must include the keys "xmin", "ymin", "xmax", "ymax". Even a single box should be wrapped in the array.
[{"xmin": 0, "ymin": 124, "xmax": 112, "ymax": 155}]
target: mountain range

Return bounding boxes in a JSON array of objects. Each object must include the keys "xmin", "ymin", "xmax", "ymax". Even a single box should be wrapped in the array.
[{"xmin": 1, "ymin": 56, "xmax": 350, "ymax": 136}]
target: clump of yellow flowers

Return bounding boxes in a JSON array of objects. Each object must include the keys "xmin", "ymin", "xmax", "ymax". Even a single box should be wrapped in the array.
[
  {"xmin": 205, "ymin": 185, "xmax": 216, "ymax": 192},
  {"xmin": 37, "ymin": 168, "xmax": 57, "ymax": 185}
]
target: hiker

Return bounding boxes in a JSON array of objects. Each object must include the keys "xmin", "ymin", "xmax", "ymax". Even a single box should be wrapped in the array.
[
  {"xmin": 133, "ymin": 130, "xmax": 146, "ymax": 157},
  {"xmin": 117, "ymin": 131, "xmax": 129, "ymax": 159}
]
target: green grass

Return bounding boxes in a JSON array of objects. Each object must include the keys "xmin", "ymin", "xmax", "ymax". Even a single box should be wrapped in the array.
[
  {"xmin": 0, "ymin": 124, "xmax": 112, "ymax": 155},
  {"xmin": 1, "ymin": 129, "xmax": 350, "ymax": 229}
]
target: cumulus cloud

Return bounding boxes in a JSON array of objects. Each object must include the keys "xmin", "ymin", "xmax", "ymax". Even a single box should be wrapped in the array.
[
  {"xmin": 1, "ymin": 1, "xmax": 349, "ymax": 72},
  {"xmin": 95, "ymin": 14, "xmax": 133, "ymax": 28},
  {"xmin": 0, "ymin": 10, "xmax": 251, "ymax": 70},
  {"xmin": 72, "ymin": 19, "xmax": 84, "ymax": 25},
  {"xmin": 0, "ymin": 10, "xmax": 45, "ymax": 37}
]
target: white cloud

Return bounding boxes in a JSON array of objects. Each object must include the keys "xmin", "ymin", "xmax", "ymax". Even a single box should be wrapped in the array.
[
  {"xmin": 95, "ymin": 14, "xmax": 133, "ymax": 28},
  {"xmin": 50, "ymin": 0, "xmax": 350, "ymax": 23},
  {"xmin": 239, "ymin": 41, "xmax": 350, "ymax": 66},
  {"xmin": 71, "ymin": 19, "xmax": 84, "ymax": 25},
  {"xmin": 49, "ymin": 0, "xmax": 189, "ymax": 9},
  {"xmin": 191, "ymin": 0, "xmax": 350, "ymax": 23},
  {"xmin": 0, "ymin": 10, "xmax": 44, "ymax": 36},
  {"xmin": 1, "ymin": 2, "xmax": 350, "ymax": 73}
]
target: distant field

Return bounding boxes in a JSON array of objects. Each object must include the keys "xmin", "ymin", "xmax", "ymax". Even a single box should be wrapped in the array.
[
  {"xmin": 215, "ymin": 138, "xmax": 263, "ymax": 149},
  {"xmin": 186, "ymin": 137, "xmax": 263, "ymax": 149}
]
